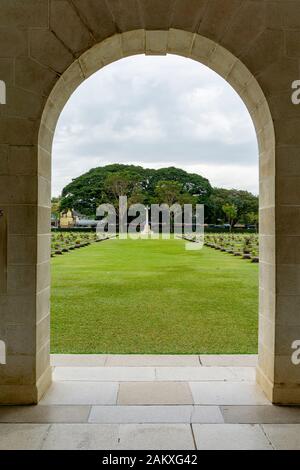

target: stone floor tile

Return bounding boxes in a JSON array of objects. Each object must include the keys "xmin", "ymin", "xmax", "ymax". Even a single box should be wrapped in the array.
[
  {"xmin": 89, "ymin": 405, "xmax": 193, "ymax": 423},
  {"xmin": 118, "ymin": 382, "xmax": 194, "ymax": 405},
  {"xmin": 228, "ymin": 367, "xmax": 256, "ymax": 382},
  {"xmin": 221, "ymin": 405, "xmax": 300, "ymax": 424},
  {"xmin": 106, "ymin": 354, "xmax": 200, "ymax": 367},
  {"xmin": 0, "ymin": 424, "xmax": 50, "ymax": 450},
  {"xmin": 117, "ymin": 424, "xmax": 195, "ymax": 450},
  {"xmin": 191, "ymin": 406, "xmax": 224, "ymax": 424},
  {"xmin": 192, "ymin": 424, "xmax": 273, "ymax": 450},
  {"xmin": 40, "ymin": 381, "xmax": 118, "ymax": 405},
  {"xmin": 0, "ymin": 405, "xmax": 90, "ymax": 423},
  {"xmin": 41, "ymin": 424, "xmax": 119, "ymax": 450},
  {"xmin": 51, "ymin": 354, "xmax": 107, "ymax": 367},
  {"xmin": 200, "ymin": 355, "xmax": 258, "ymax": 367},
  {"xmin": 190, "ymin": 382, "xmax": 270, "ymax": 405},
  {"xmin": 53, "ymin": 366, "xmax": 155, "ymax": 382},
  {"xmin": 155, "ymin": 367, "xmax": 236, "ymax": 382},
  {"xmin": 262, "ymin": 425, "xmax": 300, "ymax": 450}
]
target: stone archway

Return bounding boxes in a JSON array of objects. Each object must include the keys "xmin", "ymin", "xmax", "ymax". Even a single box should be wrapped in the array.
[{"xmin": 0, "ymin": 0, "xmax": 299, "ymax": 405}]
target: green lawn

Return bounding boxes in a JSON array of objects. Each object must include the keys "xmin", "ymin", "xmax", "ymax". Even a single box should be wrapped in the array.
[{"xmin": 51, "ymin": 237, "xmax": 258, "ymax": 354}]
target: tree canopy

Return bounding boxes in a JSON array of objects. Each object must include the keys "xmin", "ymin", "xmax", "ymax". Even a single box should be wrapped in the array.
[{"xmin": 58, "ymin": 164, "xmax": 258, "ymax": 226}]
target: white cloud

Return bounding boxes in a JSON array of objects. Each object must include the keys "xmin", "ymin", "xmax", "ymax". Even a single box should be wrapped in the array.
[{"xmin": 52, "ymin": 54, "xmax": 258, "ymax": 196}]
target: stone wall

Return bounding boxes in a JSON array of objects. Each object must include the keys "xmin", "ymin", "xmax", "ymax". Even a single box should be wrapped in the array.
[{"xmin": 0, "ymin": 0, "xmax": 299, "ymax": 404}]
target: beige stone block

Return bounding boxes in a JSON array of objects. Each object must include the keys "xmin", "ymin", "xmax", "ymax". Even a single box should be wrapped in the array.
[
  {"xmin": 259, "ymin": 261, "xmax": 275, "ymax": 296},
  {"xmin": 275, "ymin": 355, "xmax": 300, "ymax": 385},
  {"xmin": 284, "ymin": 2, "xmax": 300, "ymax": 29},
  {"xmin": 0, "ymin": 28, "xmax": 28, "ymax": 58},
  {"xmin": 244, "ymin": 80, "xmax": 268, "ymax": 118},
  {"xmin": 277, "ymin": 206, "xmax": 300, "ymax": 236},
  {"xmin": 38, "ymin": 147, "xmax": 51, "ymax": 180},
  {"xmin": 145, "ymin": 31, "xmax": 168, "ymax": 55},
  {"xmin": 0, "ymin": 117, "xmax": 38, "ymax": 146},
  {"xmin": 36, "ymin": 287, "xmax": 50, "ymax": 323},
  {"xmin": 250, "ymin": 101, "xmax": 273, "ymax": 134},
  {"xmin": 227, "ymin": 59, "xmax": 253, "ymax": 92},
  {"xmin": 259, "ymin": 286, "xmax": 275, "ymax": 323},
  {"xmin": 121, "ymin": 30, "xmax": 145, "ymax": 57},
  {"xmin": 277, "ymin": 236, "xmax": 300, "ymax": 265},
  {"xmin": 0, "ymin": 0, "xmax": 49, "ymax": 28},
  {"xmin": 257, "ymin": 58, "xmax": 299, "ymax": 95},
  {"xmin": 3, "ymin": 294, "xmax": 35, "ymax": 324},
  {"xmin": 50, "ymin": 0, "xmax": 93, "ymax": 55},
  {"xmin": 222, "ymin": 1, "xmax": 265, "ymax": 57},
  {"xmin": 71, "ymin": 0, "xmax": 116, "ymax": 42},
  {"xmin": 36, "ymin": 261, "xmax": 50, "ymax": 293},
  {"xmin": 37, "ymin": 206, "xmax": 51, "ymax": 235},
  {"xmin": 40, "ymin": 99, "xmax": 61, "ymax": 135},
  {"xmin": 277, "ymin": 295, "xmax": 300, "ymax": 327},
  {"xmin": 259, "ymin": 235, "xmax": 275, "ymax": 265},
  {"xmin": 199, "ymin": 0, "xmax": 242, "ymax": 42},
  {"xmin": 139, "ymin": 0, "xmax": 174, "ymax": 30},
  {"xmin": 259, "ymin": 148, "xmax": 275, "ymax": 179},
  {"xmin": 61, "ymin": 60, "xmax": 85, "ymax": 96},
  {"xmin": 0, "ymin": 355, "xmax": 35, "ymax": 385},
  {"xmin": 241, "ymin": 29, "xmax": 284, "ymax": 77},
  {"xmin": 171, "ymin": 0, "xmax": 207, "ymax": 33},
  {"xmin": 15, "ymin": 57, "xmax": 58, "ymax": 96},
  {"xmin": 257, "ymin": 343, "xmax": 275, "ymax": 383},
  {"xmin": 38, "ymin": 176, "xmax": 51, "ymax": 208},
  {"xmin": 7, "ymin": 235, "xmax": 37, "ymax": 266},
  {"xmin": 276, "ymin": 325, "xmax": 300, "ymax": 356},
  {"xmin": 258, "ymin": 314, "xmax": 275, "ymax": 353},
  {"xmin": 6, "ymin": 323, "xmax": 35, "ymax": 355},
  {"xmin": 107, "ymin": 0, "xmax": 142, "ymax": 32},
  {"xmin": 191, "ymin": 35, "xmax": 216, "ymax": 64},
  {"xmin": 269, "ymin": 92, "xmax": 300, "ymax": 121},
  {"xmin": 8, "ymin": 146, "xmax": 37, "ymax": 176},
  {"xmin": 4, "ymin": 86, "xmax": 41, "ymax": 120},
  {"xmin": 167, "ymin": 29, "xmax": 194, "ymax": 56},
  {"xmin": 36, "ymin": 341, "xmax": 50, "ymax": 380},
  {"xmin": 37, "ymin": 234, "xmax": 51, "ymax": 264},
  {"xmin": 38, "ymin": 124, "xmax": 54, "ymax": 154},
  {"xmin": 79, "ymin": 35, "xmax": 122, "ymax": 77},
  {"xmin": 0, "ymin": 145, "xmax": 9, "ymax": 175},
  {"xmin": 30, "ymin": 30, "xmax": 73, "ymax": 74},
  {"xmin": 257, "ymin": 121, "xmax": 275, "ymax": 155},
  {"xmin": 0, "ymin": 58, "xmax": 14, "ymax": 85},
  {"xmin": 275, "ymin": 119, "xmax": 300, "ymax": 147},
  {"xmin": 272, "ymin": 385, "xmax": 300, "ymax": 405},
  {"xmin": 15, "ymin": 57, "xmax": 57, "ymax": 95},
  {"xmin": 7, "ymin": 265, "xmax": 36, "ymax": 295},
  {"xmin": 7, "ymin": 205, "xmax": 37, "ymax": 236},
  {"xmin": 259, "ymin": 207, "xmax": 275, "ymax": 236},
  {"xmin": 277, "ymin": 265, "xmax": 300, "ymax": 296},
  {"xmin": 0, "ymin": 384, "xmax": 39, "ymax": 405},
  {"xmin": 259, "ymin": 176, "xmax": 275, "ymax": 210},
  {"xmin": 0, "ymin": 176, "xmax": 37, "ymax": 205},
  {"xmin": 208, "ymin": 44, "xmax": 237, "ymax": 80},
  {"xmin": 36, "ymin": 314, "xmax": 50, "ymax": 352},
  {"xmin": 277, "ymin": 177, "xmax": 300, "ymax": 205}
]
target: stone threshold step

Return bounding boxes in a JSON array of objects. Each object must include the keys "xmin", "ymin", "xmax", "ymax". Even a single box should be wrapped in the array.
[{"xmin": 50, "ymin": 354, "xmax": 258, "ymax": 368}]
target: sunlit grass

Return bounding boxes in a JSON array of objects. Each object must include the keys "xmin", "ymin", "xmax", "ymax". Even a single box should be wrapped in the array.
[{"xmin": 51, "ymin": 237, "xmax": 258, "ymax": 354}]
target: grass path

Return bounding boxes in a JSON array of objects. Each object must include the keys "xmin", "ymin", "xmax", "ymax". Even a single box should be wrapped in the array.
[{"xmin": 51, "ymin": 237, "xmax": 258, "ymax": 354}]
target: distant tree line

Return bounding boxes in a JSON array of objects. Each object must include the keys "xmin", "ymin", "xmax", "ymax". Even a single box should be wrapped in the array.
[{"xmin": 53, "ymin": 164, "xmax": 258, "ymax": 229}]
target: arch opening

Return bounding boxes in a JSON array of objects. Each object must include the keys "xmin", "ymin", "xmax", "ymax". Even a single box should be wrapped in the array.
[{"xmin": 39, "ymin": 29, "xmax": 275, "ymax": 400}]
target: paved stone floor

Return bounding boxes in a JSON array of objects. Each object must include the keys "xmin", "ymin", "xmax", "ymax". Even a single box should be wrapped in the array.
[{"xmin": 0, "ymin": 355, "xmax": 300, "ymax": 450}]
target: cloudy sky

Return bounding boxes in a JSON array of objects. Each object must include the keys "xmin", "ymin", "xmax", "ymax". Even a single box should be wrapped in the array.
[{"xmin": 52, "ymin": 54, "xmax": 258, "ymax": 197}]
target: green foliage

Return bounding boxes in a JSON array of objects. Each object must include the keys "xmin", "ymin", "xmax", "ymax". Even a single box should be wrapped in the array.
[{"xmin": 60, "ymin": 164, "xmax": 212, "ymax": 216}]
